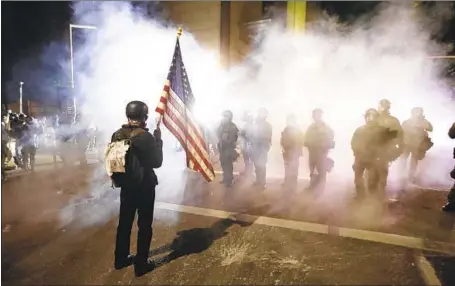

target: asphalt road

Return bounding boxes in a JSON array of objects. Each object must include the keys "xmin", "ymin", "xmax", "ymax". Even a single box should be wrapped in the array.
[{"xmin": 1, "ymin": 157, "xmax": 454, "ymax": 285}]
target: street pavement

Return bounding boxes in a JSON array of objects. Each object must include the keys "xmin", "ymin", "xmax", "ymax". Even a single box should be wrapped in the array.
[{"xmin": 1, "ymin": 154, "xmax": 455, "ymax": 285}]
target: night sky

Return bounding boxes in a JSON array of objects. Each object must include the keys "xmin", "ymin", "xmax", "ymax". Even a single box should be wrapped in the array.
[
  {"xmin": 1, "ymin": 1, "xmax": 455, "ymax": 107},
  {"xmin": 1, "ymin": 1, "xmax": 71, "ymax": 105}
]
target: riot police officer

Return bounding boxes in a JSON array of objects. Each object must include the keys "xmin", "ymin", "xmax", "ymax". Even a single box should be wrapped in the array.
[
  {"xmin": 216, "ymin": 110, "xmax": 239, "ymax": 187},
  {"xmin": 12, "ymin": 113, "xmax": 28, "ymax": 169},
  {"xmin": 111, "ymin": 101, "xmax": 163, "ymax": 277},
  {"xmin": 239, "ymin": 111, "xmax": 254, "ymax": 176},
  {"xmin": 251, "ymin": 108, "xmax": 272, "ymax": 189},
  {"xmin": 442, "ymin": 122, "xmax": 455, "ymax": 212},
  {"xmin": 303, "ymin": 109, "xmax": 334, "ymax": 193},
  {"xmin": 21, "ymin": 116, "xmax": 40, "ymax": 171},
  {"xmin": 1, "ymin": 111, "xmax": 9, "ymax": 180},
  {"xmin": 401, "ymin": 107, "xmax": 433, "ymax": 183},
  {"xmin": 280, "ymin": 113, "xmax": 303, "ymax": 190},
  {"xmin": 376, "ymin": 99, "xmax": 404, "ymax": 200},
  {"xmin": 74, "ymin": 114, "xmax": 89, "ymax": 166},
  {"xmin": 351, "ymin": 108, "xmax": 398, "ymax": 200}
]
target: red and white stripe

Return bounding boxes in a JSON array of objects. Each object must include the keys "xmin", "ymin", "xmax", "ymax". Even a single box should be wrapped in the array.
[{"xmin": 156, "ymin": 80, "xmax": 215, "ymax": 182}]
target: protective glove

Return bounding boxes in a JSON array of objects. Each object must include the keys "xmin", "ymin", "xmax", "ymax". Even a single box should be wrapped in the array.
[{"xmin": 153, "ymin": 128, "xmax": 161, "ymax": 141}]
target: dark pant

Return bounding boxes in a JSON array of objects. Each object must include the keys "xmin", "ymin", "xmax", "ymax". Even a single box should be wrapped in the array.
[
  {"xmin": 283, "ymin": 152, "xmax": 300, "ymax": 188},
  {"xmin": 1, "ymin": 141, "xmax": 7, "ymax": 177},
  {"xmin": 242, "ymin": 149, "xmax": 253, "ymax": 175},
  {"xmin": 401, "ymin": 148, "xmax": 420, "ymax": 180},
  {"xmin": 115, "ymin": 187, "xmax": 156, "ymax": 265},
  {"xmin": 308, "ymin": 151, "xmax": 327, "ymax": 192},
  {"xmin": 367, "ymin": 159, "xmax": 389, "ymax": 201},
  {"xmin": 220, "ymin": 152, "xmax": 234, "ymax": 184},
  {"xmin": 448, "ymin": 166, "xmax": 455, "ymax": 204},
  {"xmin": 252, "ymin": 150, "xmax": 268, "ymax": 185},
  {"xmin": 21, "ymin": 144, "xmax": 36, "ymax": 171},
  {"xmin": 448, "ymin": 183, "xmax": 455, "ymax": 204},
  {"xmin": 353, "ymin": 158, "xmax": 376, "ymax": 198}
]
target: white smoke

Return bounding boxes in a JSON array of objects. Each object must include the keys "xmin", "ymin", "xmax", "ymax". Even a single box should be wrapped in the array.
[{"xmin": 58, "ymin": 1, "xmax": 455, "ymax": 227}]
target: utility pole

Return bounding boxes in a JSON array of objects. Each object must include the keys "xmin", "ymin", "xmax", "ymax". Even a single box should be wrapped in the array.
[{"xmin": 19, "ymin": 81, "xmax": 24, "ymax": 114}]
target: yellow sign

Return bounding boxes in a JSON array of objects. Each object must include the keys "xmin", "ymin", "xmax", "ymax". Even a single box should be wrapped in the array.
[{"xmin": 287, "ymin": 1, "xmax": 307, "ymax": 33}]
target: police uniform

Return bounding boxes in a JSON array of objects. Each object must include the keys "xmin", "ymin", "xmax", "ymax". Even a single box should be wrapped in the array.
[
  {"xmin": 1, "ymin": 119, "xmax": 8, "ymax": 179},
  {"xmin": 251, "ymin": 111, "xmax": 272, "ymax": 188},
  {"xmin": 304, "ymin": 110, "xmax": 334, "ymax": 192},
  {"xmin": 352, "ymin": 108, "xmax": 398, "ymax": 199},
  {"xmin": 442, "ymin": 122, "xmax": 455, "ymax": 212},
  {"xmin": 239, "ymin": 115, "xmax": 254, "ymax": 176},
  {"xmin": 21, "ymin": 118, "xmax": 40, "ymax": 171},
  {"xmin": 281, "ymin": 117, "xmax": 303, "ymax": 190},
  {"xmin": 216, "ymin": 112, "xmax": 238, "ymax": 186},
  {"xmin": 374, "ymin": 100, "xmax": 404, "ymax": 199},
  {"xmin": 401, "ymin": 109, "xmax": 433, "ymax": 182}
]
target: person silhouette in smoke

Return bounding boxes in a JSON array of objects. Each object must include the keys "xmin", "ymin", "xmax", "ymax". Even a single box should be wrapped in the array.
[
  {"xmin": 442, "ymin": 122, "xmax": 455, "ymax": 212},
  {"xmin": 303, "ymin": 109, "xmax": 334, "ymax": 193},
  {"xmin": 111, "ymin": 101, "xmax": 163, "ymax": 277},
  {"xmin": 239, "ymin": 111, "xmax": 254, "ymax": 177},
  {"xmin": 351, "ymin": 108, "xmax": 398, "ymax": 201},
  {"xmin": 376, "ymin": 99, "xmax": 404, "ymax": 201},
  {"xmin": 281, "ymin": 113, "xmax": 304, "ymax": 191},
  {"xmin": 400, "ymin": 107, "xmax": 433, "ymax": 185},
  {"xmin": 216, "ymin": 110, "xmax": 239, "ymax": 187},
  {"xmin": 250, "ymin": 108, "xmax": 272, "ymax": 190}
]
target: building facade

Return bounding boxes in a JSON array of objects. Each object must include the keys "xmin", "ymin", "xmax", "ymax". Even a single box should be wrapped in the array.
[{"xmin": 160, "ymin": 1, "xmax": 322, "ymax": 68}]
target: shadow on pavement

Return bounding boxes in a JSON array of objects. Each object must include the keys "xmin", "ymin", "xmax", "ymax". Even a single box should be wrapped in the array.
[{"xmin": 148, "ymin": 212, "xmax": 262, "ymax": 274}]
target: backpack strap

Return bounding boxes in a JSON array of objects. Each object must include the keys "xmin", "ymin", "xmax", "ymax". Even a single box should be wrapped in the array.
[{"xmin": 129, "ymin": 128, "xmax": 145, "ymax": 139}]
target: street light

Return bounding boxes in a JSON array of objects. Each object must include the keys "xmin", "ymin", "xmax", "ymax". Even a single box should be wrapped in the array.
[
  {"xmin": 69, "ymin": 23, "xmax": 97, "ymax": 121},
  {"xmin": 19, "ymin": 81, "xmax": 24, "ymax": 114}
]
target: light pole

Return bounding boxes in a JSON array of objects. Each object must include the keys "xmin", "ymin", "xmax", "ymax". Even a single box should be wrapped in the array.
[
  {"xmin": 69, "ymin": 23, "xmax": 97, "ymax": 122},
  {"xmin": 19, "ymin": 81, "xmax": 24, "ymax": 114}
]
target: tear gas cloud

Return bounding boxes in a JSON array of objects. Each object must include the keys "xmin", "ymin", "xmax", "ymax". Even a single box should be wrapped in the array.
[{"xmin": 56, "ymin": 1, "xmax": 455, "ymax": 226}]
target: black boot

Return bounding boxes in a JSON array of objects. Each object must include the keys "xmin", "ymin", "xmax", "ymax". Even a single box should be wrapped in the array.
[
  {"xmin": 134, "ymin": 258, "xmax": 156, "ymax": 277},
  {"xmin": 114, "ymin": 254, "xmax": 135, "ymax": 270},
  {"xmin": 442, "ymin": 203, "xmax": 455, "ymax": 212}
]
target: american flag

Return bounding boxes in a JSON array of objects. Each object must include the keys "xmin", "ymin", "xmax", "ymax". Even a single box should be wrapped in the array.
[{"xmin": 155, "ymin": 37, "xmax": 215, "ymax": 182}]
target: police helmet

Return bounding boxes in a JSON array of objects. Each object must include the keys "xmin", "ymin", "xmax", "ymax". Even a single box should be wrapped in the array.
[
  {"xmin": 18, "ymin": 113, "xmax": 26, "ymax": 121},
  {"xmin": 411, "ymin": 107, "xmax": 423, "ymax": 116},
  {"xmin": 364, "ymin": 108, "xmax": 379, "ymax": 118},
  {"xmin": 379, "ymin": 99, "xmax": 391, "ymax": 109},
  {"xmin": 222, "ymin": 110, "xmax": 233, "ymax": 120},
  {"xmin": 243, "ymin": 111, "xmax": 253, "ymax": 122},
  {"xmin": 257, "ymin": 108, "xmax": 268, "ymax": 119},
  {"xmin": 286, "ymin": 113, "xmax": 296, "ymax": 123},
  {"xmin": 126, "ymin": 101, "xmax": 149, "ymax": 121}
]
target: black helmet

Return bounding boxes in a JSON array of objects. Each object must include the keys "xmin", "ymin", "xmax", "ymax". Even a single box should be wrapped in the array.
[
  {"xmin": 126, "ymin": 101, "xmax": 149, "ymax": 121},
  {"xmin": 411, "ymin": 107, "xmax": 423, "ymax": 116},
  {"xmin": 364, "ymin": 108, "xmax": 379, "ymax": 117},
  {"xmin": 222, "ymin": 110, "xmax": 233, "ymax": 120},
  {"xmin": 257, "ymin": 107, "xmax": 268, "ymax": 119},
  {"xmin": 312, "ymin": 108, "xmax": 323, "ymax": 116},
  {"xmin": 364, "ymin": 108, "xmax": 379, "ymax": 123},
  {"xmin": 379, "ymin": 99, "xmax": 391, "ymax": 109}
]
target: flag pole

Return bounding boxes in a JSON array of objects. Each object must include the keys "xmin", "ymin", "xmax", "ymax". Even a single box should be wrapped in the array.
[{"xmin": 156, "ymin": 27, "xmax": 183, "ymax": 129}]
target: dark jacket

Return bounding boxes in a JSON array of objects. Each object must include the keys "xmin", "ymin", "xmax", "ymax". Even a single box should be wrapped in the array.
[
  {"xmin": 281, "ymin": 125, "xmax": 304, "ymax": 157},
  {"xmin": 351, "ymin": 122, "xmax": 397, "ymax": 162},
  {"xmin": 251, "ymin": 120, "xmax": 272, "ymax": 152},
  {"xmin": 217, "ymin": 122, "xmax": 238, "ymax": 151},
  {"xmin": 449, "ymin": 123, "xmax": 455, "ymax": 139},
  {"xmin": 304, "ymin": 121, "xmax": 334, "ymax": 152},
  {"xmin": 111, "ymin": 125, "xmax": 163, "ymax": 187}
]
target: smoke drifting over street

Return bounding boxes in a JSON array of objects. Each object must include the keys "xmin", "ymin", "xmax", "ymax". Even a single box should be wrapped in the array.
[{"xmin": 49, "ymin": 1, "xmax": 455, "ymax": 227}]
